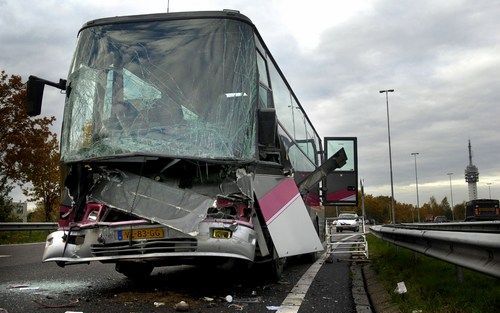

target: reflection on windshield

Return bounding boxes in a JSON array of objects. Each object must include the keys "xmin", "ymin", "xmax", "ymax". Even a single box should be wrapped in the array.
[{"xmin": 62, "ymin": 18, "xmax": 257, "ymax": 162}]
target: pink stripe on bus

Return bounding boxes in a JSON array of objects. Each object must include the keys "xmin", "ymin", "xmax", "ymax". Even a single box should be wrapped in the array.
[
  {"xmin": 258, "ymin": 178, "xmax": 300, "ymax": 223},
  {"xmin": 326, "ymin": 189, "xmax": 356, "ymax": 201}
]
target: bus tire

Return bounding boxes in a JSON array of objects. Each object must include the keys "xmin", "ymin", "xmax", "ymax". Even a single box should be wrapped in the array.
[
  {"xmin": 304, "ymin": 251, "xmax": 318, "ymax": 264},
  {"xmin": 115, "ymin": 262, "xmax": 153, "ymax": 280},
  {"xmin": 268, "ymin": 256, "xmax": 285, "ymax": 280}
]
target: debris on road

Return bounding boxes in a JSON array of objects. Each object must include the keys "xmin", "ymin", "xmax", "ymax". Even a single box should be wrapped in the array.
[
  {"xmin": 33, "ymin": 298, "xmax": 79, "ymax": 308},
  {"xmin": 0, "ymin": 308, "xmax": 9, "ymax": 313},
  {"xmin": 18, "ymin": 287, "xmax": 40, "ymax": 291},
  {"xmin": 225, "ymin": 295, "xmax": 233, "ymax": 303},
  {"xmin": 153, "ymin": 302, "xmax": 165, "ymax": 307},
  {"xmin": 228, "ymin": 303, "xmax": 244, "ymax": 310},
  {"xmin": 202, "ymin": 296, "xmax": 214, "ymax": 302},
  {"xmin": 394, "ymin": 281, "xmax": 407, "ymax": 294},
  {"xmin": 174, "ymin": 301, "xmax": 189, "ymax": 312},
  {"xmin": 266, "ymin": 306, "xmax": 281, "ymax": 311},
  {"xmin": 7, "ymin": 284, "xmax": 30, "ymax": 289},
  {"xmin": 234, "ymin": 296, "xmax": 262, "ymax": 303}
]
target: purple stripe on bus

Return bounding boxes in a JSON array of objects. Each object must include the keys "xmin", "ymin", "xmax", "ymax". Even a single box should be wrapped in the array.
[{"xmin": 258, "ymin": 178, "xmax": 299, "ymax": 222}]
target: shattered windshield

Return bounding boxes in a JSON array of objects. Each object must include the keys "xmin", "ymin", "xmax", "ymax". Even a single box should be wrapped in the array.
[{"xmin": 61, "ymin": 18, "xmax": 257, "ymax": 162}]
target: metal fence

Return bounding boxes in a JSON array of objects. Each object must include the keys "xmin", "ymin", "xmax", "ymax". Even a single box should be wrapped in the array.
[
  {"xmin": 0, "ymin": 222, "xmax": 58, "ymax": 231},
  {"xmin": 325, "ymin": 217, "xmax": 369, "ymax": 260},
  {"xmin": 394, "ymin": 221, "xmax": 500, "ymax": 233},
  {"xmin": 370, "ymin": 223, "xmax": 500, "ymax": 278}
]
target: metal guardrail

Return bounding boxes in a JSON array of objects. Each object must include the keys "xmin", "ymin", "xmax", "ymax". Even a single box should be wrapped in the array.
[
  {"xmin": 396, "ymin": 221, "xmax": 500, "ymax": 233},
  {"xmin": 370, "ymin": 223, "xmax": 500, "ymax": 278},
  {"xmin": 0, "ymin": 222, "xmax": 58, "ymax": 231}
]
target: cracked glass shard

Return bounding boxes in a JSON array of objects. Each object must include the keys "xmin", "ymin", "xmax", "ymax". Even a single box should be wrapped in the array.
[
  {"xmin": 61, "ymin": 18, "xmax": 257, "ymax": 163},
  {"xmin": 236, "ymin": 168, "xmax": 254, "ymax": 200},
  {"xmin": 90, "ymin": 171, "xmax": 214, "ymax": 234}
]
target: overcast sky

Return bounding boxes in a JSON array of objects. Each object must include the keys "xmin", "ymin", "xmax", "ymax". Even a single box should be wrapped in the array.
[{"xmin": 1, "ymin": 0, "xmax": 499, "ymax": 206}]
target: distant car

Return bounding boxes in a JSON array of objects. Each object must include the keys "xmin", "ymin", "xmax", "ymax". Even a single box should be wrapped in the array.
[
  {"xmin": 336, "ymin": 213, "xmax": 360, "ymax": 232},
  {"xmin": 364, "ymin": 219, "xmax": 376, "ymax": 225},
  {"xmin": 433, "ymin": 216, "xmax": 449, "ymax": 223}
]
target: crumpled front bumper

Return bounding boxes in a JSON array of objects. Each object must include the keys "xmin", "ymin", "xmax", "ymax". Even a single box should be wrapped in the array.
[{"xmin": 43, "ymin": 221, "xmax": 257, "ymax": 265}]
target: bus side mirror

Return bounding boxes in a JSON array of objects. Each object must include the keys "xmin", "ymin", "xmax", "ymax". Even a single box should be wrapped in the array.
[
  {"xmin": 25, "ymin": 76, "xmax": 67, "ymax": 117},
  {"xmin": 258, "ymin": 108, "xmax": 277, "ymax": 147},
  {"xmin": 26, "ymin": 76, "xmax": 46, "ymax": 116}
]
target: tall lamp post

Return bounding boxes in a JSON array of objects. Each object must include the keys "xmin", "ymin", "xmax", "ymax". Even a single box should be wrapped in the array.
[
  {"xmin": 411, "ymin": 152, "xmax": 420, "ymax": 222},
  {"xmin": 486, "ymin": 183, "xmax": 492, "ymax": 198},
  {"xmin": 380, "ymin": 89, "xmax": 395, "ymax": 224},
  {"xmin": 447, "ymin": 172, "xmax": 454, "ymax": 220}
]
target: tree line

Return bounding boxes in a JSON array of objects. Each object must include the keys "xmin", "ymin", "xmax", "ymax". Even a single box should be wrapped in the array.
[
  {"xmin": 0, "ymin": 70, "xmax": 60, "ymax": 222},
  {"xmin": 330, "ymin": 193, "xmax": 467, "ymax": 223}
]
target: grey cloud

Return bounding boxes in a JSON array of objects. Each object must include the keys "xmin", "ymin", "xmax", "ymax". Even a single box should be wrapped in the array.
[{"xmin": 276, "ymin": 0, "xmax": 500, "ymax": 203}]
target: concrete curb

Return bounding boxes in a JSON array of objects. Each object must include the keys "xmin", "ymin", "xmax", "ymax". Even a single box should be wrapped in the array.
[
  {"xmin": 350, "ymin": 263, "xmax": 372, "ymax": 313},
  {"xmin": 362, "ymin": 264, "xmax": 400, "ymax": 313}
]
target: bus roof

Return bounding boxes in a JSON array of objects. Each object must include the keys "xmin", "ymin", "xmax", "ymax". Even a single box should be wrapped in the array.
[{"xmin": 79, "ymin": 10, "xmax": 254, "ymax": 34}]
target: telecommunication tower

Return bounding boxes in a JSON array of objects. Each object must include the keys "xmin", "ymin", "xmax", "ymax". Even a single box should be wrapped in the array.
[{"xmin": 464, "ymin": 140, "xmax": 479, "ymax": 200}]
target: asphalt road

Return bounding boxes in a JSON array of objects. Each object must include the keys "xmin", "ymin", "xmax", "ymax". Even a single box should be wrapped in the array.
[{"xmin": 0, "ymin": 236, "xmax": 358, "ymax": 313}]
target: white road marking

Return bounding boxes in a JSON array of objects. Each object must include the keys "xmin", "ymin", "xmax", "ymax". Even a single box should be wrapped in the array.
[
  {"xmin": 276, "ymin": 234, "xmax": 359, "ymax": 313},
  {"xmin": 0, "ymin": 255, "xmax": 12, "ymax": 258}
]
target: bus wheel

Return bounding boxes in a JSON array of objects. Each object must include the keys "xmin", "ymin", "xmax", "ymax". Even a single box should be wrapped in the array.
[
  {"xmin": 261, "ymin": 248, "xmax": 286, "ymax": 280},
  {"xmin": 115, "ymin": 262, "xmax": 153, "ymax": 280},
  {"xmin": 269, "ymin": 257, "xmax": 285, "ymax": 280},
  {"xmin": 303, "ymin": 251, "xmax": 318, "ymax": 264}
]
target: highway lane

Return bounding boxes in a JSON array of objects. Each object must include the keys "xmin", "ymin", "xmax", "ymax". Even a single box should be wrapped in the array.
[{"xmin": 0, "ymin": 242, "xmax": 357, "ymax": 313}]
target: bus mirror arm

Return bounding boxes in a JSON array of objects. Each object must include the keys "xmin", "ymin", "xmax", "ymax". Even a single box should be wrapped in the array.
[
  {"xmin": 297, "ymin": 148, "xmax": 347, "ymax": 195},
  {"xmin": 26, "ymin": 75, "xmax": 66, "ymax": 116}
]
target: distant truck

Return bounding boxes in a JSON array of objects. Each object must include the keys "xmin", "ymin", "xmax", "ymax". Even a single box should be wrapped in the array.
[{"xmin": 465, "ymin": 199, "xmax": 500, "ymax": 221}]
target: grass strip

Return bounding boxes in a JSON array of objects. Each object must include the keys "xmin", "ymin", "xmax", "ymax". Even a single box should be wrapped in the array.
[
  {"xmin": 367, "ymin": 234, "xmax": 500, "ymax": 313},
  {"xmin": 0, "ymin": 230, "xmax": 50, "ymax": 245}
]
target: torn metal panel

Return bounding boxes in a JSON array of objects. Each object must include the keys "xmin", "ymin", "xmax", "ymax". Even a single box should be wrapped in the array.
[
  {"xmin": 253, "ymin": 175, "xmax": 323, "ymax": 257},
  {"xmin": 90, "ymin": 171, "xmax": 214, "ymax": 234},
  {"xmin": 236, "ymin": 168, "xmax": 254, "ymax": 200}
]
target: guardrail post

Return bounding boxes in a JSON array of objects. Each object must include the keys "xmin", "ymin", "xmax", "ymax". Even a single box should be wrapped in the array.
[{"xmin": 455, "ymin": 265, "xmax": 464, "ymax": 283}]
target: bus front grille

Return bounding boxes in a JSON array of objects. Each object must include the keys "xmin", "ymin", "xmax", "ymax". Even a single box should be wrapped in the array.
[{"xmin": 91, "ymin": 238, "xmax": 197, "ymax": 257}]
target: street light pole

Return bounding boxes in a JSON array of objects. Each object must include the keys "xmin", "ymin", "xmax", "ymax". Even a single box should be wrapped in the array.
[
  {"xmin": 447, "ymin": 172, "xmax": 454, "ymax": 220},
  {"xmin": 380, "ymin": 89, "xmax": 395, "ymax": 224},
  {"xmin": 411, "ymin": 152, "xmax": 420, "ymax": 222}
]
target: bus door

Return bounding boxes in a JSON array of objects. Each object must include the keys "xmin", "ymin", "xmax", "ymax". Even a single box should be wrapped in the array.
[{"xmin": 322, "ymin": 137, "xmax": 358, "ymax": 206}]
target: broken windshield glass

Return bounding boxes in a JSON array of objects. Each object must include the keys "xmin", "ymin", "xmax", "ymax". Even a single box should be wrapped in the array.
[{"xmin": 61, "ymin": 18, "xmax": 257, "ymax": 162}]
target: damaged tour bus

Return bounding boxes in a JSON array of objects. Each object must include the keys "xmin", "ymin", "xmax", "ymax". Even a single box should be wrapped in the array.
[{"xmin": 26, "ymin": 10, "xmax": 358, "ymax": 279}]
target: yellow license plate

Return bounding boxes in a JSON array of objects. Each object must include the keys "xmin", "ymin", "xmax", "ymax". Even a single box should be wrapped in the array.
[
  {"xmin": 479, "ymin": 208, "xmax": 495, "ymax": 212},
  {"xmin": 118, "ymin": 228, "xmax": 164, "ymax": 240},
  {"xmin": 212, "ymin": 229, "xmax": 232, "ymax": 239}
]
